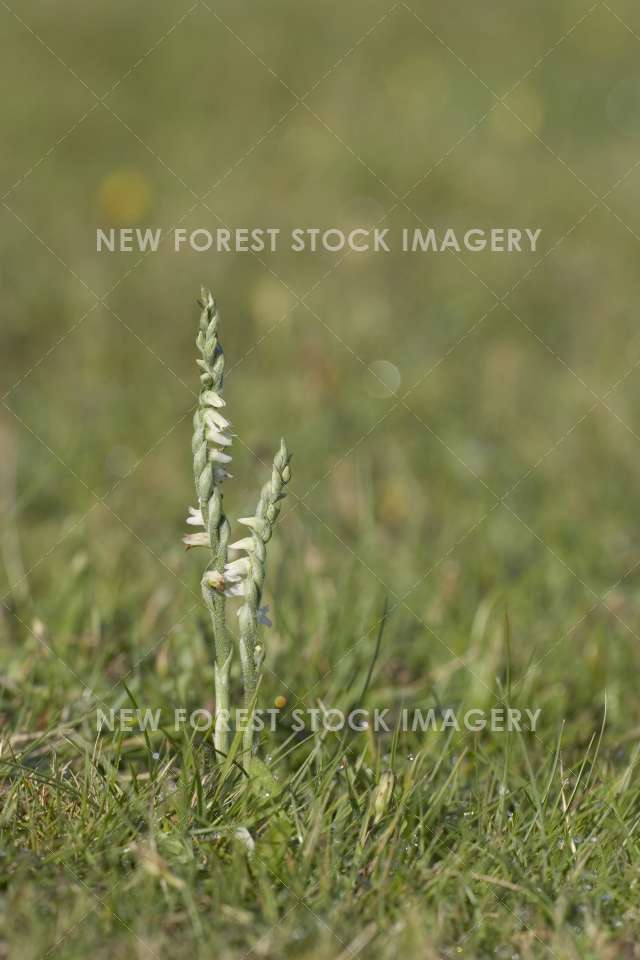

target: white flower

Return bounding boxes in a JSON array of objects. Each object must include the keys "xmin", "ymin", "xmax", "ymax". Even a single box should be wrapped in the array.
[
  {"xmin": 201, "ymin": 390, "xmax": 226, "ymax": 408},
  {"xmin": 237, "ymin": 516, "xmax": 269, "ymax": 538},
  {"xmin": 209, "ymin": 449, "xmax": 232, "ymax": 464},
  {"xmin": 204, "ymin": 408, "xmax": 230, "ymax": 431},
  {"xmin": 183, "ymin": 508, "xmax": 209, "ymax": 547},
  {"xmin": 224, "ymin": 580, "xmax": 247, "ymax": 598},
  {"xmin": 224, "ymin": 557, "xmax": 251, "ymax": 582},
  {"xmin": 228, "ymin": 537, "xmax": 255, "ymax": 553},
  {"xmin": 203, "ymin": 570, "xmax": 225, "ymax": 591},
  {"xmin": 182, "ymin": 531, "xmax": 209, "ymax": 549},
  {"xmin": 206, "ymin": 427, "xmax": 232, "ymax": 447}
]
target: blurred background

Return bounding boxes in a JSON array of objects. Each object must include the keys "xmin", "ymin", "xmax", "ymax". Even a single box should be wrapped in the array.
[{"xmin": 3, "ymin": 0, "xmax": 640, "ymax": 734}]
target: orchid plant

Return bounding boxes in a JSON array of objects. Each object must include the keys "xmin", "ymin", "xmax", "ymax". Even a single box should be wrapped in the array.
[{"xmin": 184, "ymin": 289, "xmax": 291, "ymax": 758}]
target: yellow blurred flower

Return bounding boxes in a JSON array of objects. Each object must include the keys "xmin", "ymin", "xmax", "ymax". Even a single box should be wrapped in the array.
[{"xmin": 96, "ymin": 168, "xmax": 152, "ymax": 223}]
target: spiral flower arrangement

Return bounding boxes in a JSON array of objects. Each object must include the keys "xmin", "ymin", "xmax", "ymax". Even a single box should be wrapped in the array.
[{"xmin": 184, "ymin": 289, "xmax": 291, "ymax": 759}]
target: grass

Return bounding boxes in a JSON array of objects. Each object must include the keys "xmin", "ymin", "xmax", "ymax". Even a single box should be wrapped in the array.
[{"xmin": 2, "ymin": 539, "xmax": 640, "ymax": 958}]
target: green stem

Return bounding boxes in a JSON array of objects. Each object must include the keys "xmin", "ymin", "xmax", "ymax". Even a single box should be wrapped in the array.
[
  {"xmin": 203, "ymin": 577, "xmax": 231, "ymax": 755},
  {"xmin": 239, "ymin": 610, "xmax": 258, "ymax": 759},
  {"xmin": 212, "ymin": 590, "xmax": 231, "ymax": 754}
]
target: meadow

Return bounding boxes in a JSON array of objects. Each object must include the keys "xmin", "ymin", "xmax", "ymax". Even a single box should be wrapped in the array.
[{"xmin": 3, "ymin": 1, "xmax": 640, "ymax": 957}]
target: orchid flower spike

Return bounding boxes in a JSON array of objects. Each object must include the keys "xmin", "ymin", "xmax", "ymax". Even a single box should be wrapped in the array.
[
  {"xmin": 184, "ymin": 288, "xmax": 292, "ymax": 763},
  {"xmin": 189, "ymin": 289, "xmax": 233, "ymax": 755},
  {"xmin": 224, "ymin": 439, "xmax": 292, "ymax": 756}
]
